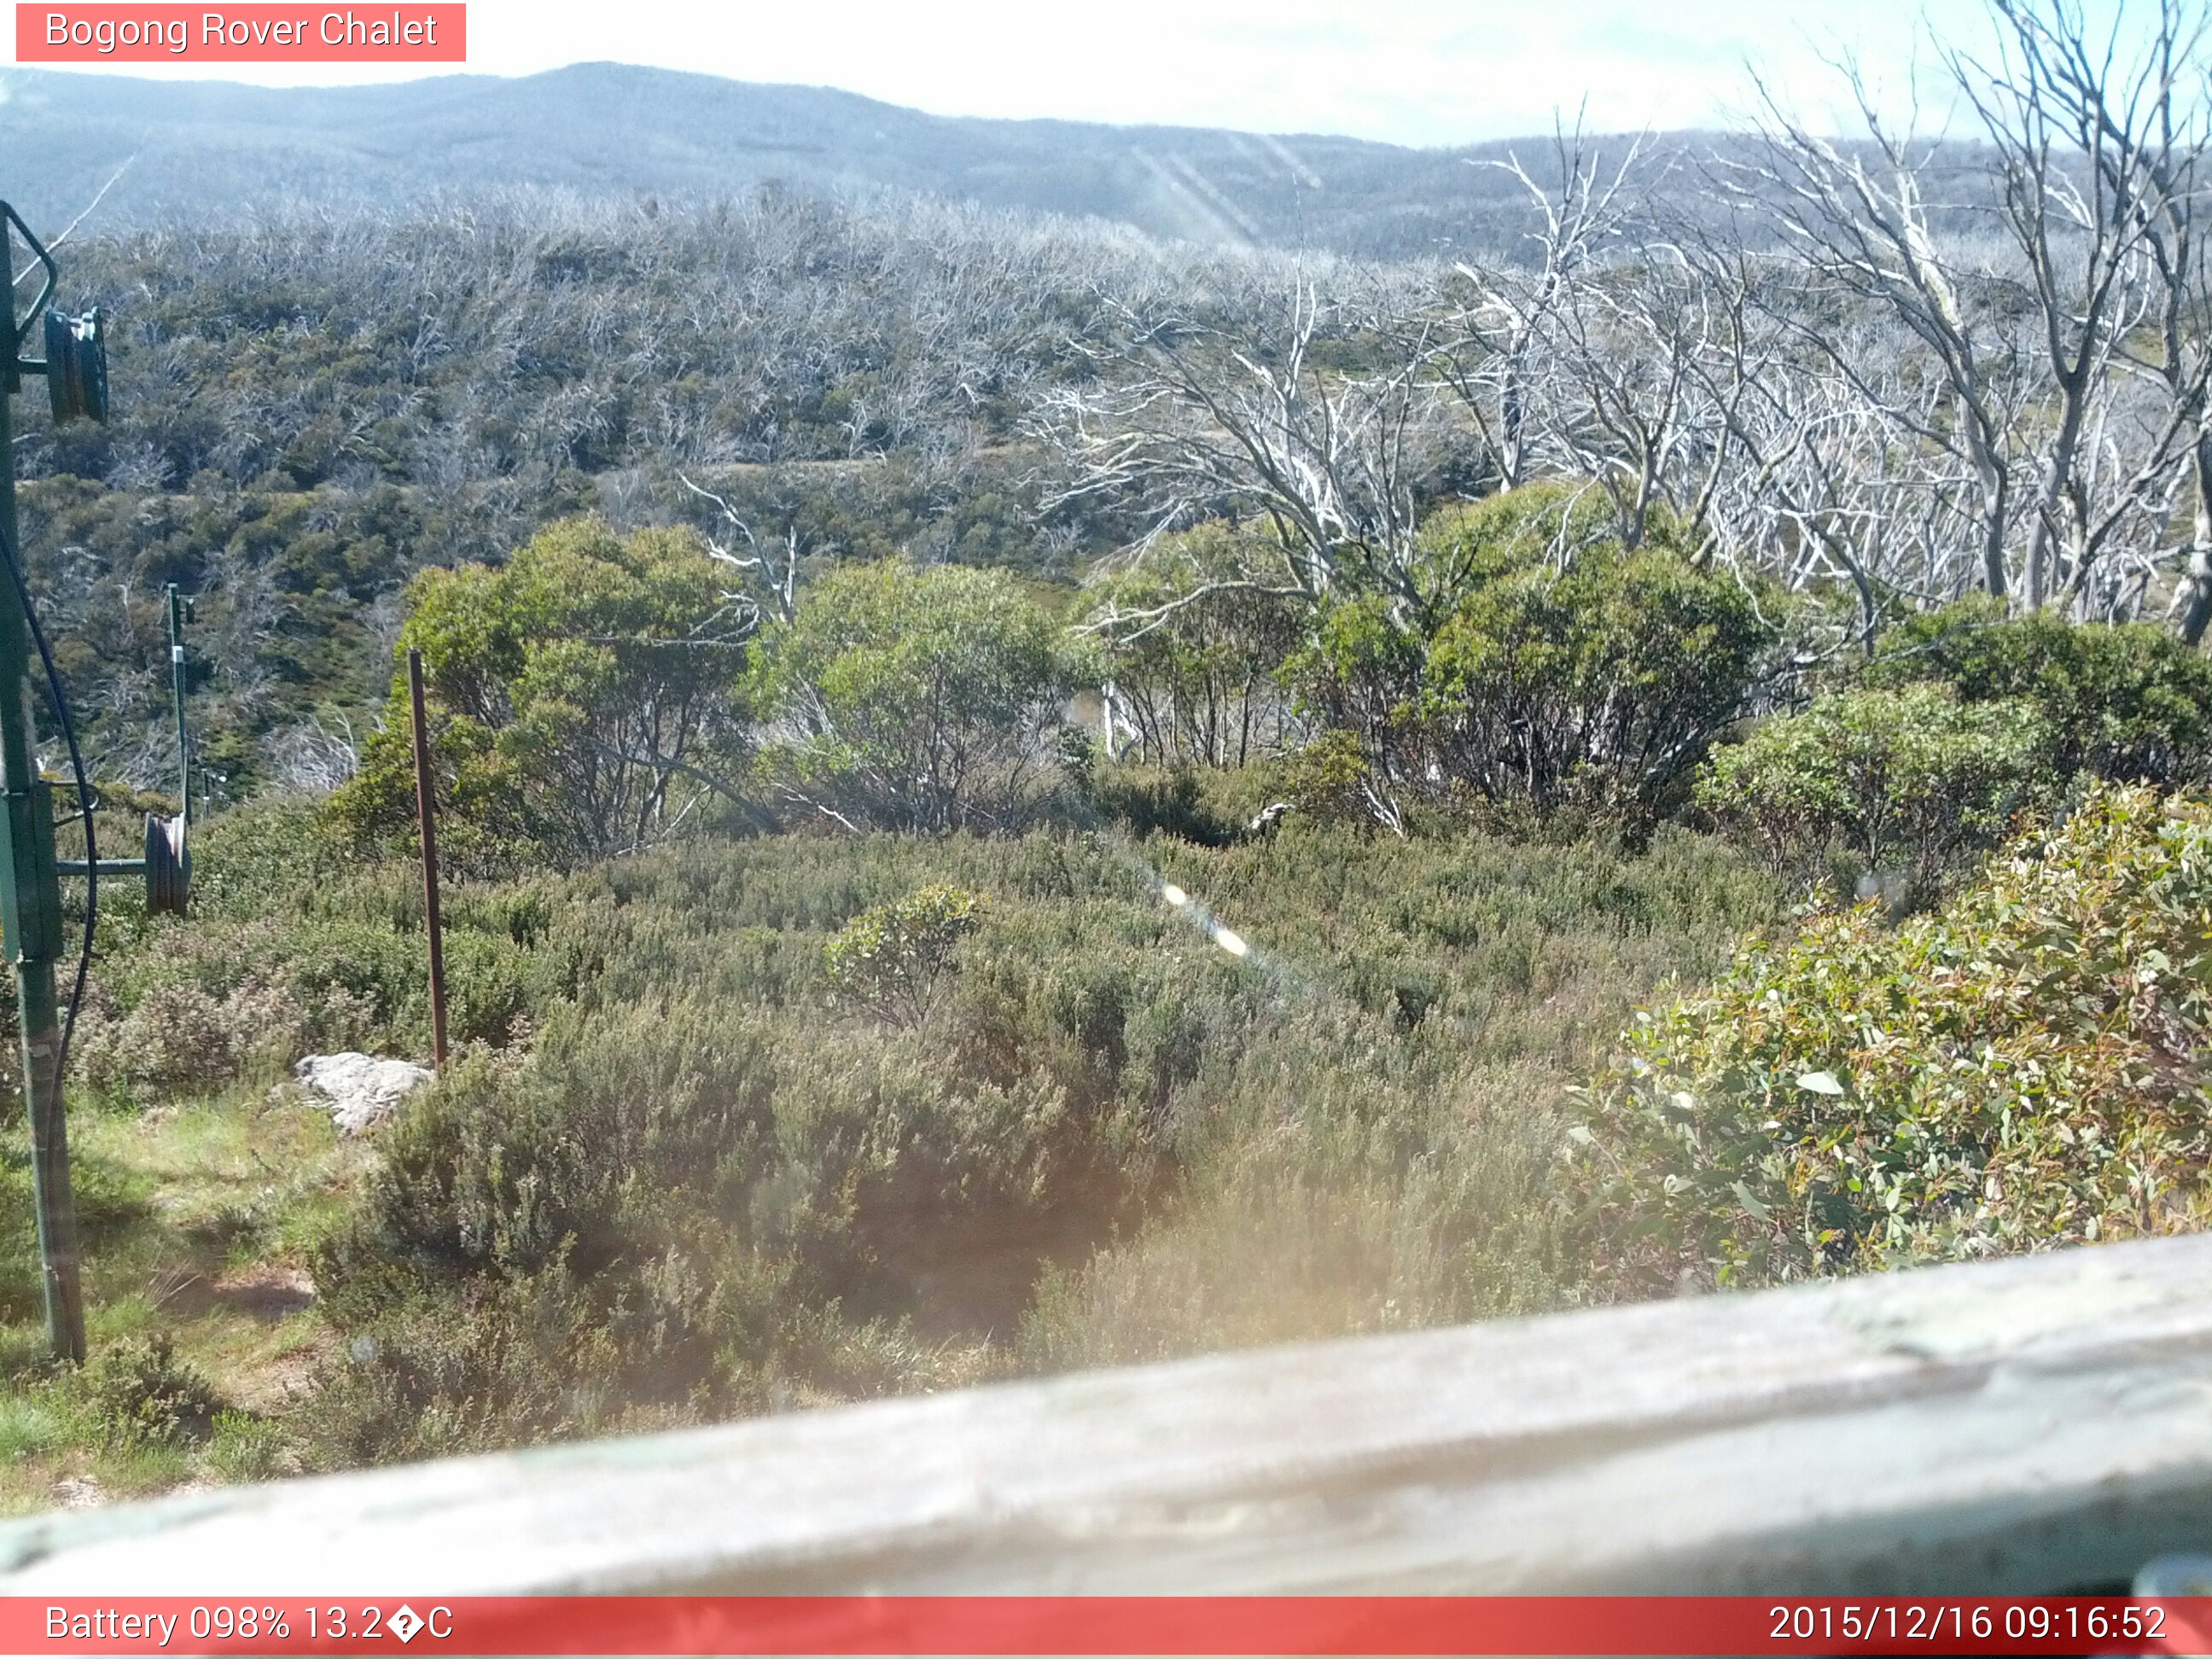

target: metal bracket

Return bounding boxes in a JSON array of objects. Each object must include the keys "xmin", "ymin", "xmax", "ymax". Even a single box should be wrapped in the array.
[
  {"xmin": 0, "ymin": 779, "xmax": 61, "ymax": 964},
  {"xmin": 1, "ymin": 202, "xmax": 56, "ymax": 399}
]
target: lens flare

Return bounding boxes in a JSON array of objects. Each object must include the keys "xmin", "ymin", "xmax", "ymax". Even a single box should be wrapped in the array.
[{"xmin": 1100, "ymin": 838, "xmax": 1284, "ymax": 980}]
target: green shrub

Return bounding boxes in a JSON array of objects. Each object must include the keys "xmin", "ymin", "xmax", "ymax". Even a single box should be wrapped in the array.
[
  {"xmin": 328, "ymin": 517, "xmax": 752, "ymax": 873},
  {"xmin": 87, "ymin": 801, "xmax": 1780, "ymax": 1464},
  {"xmin": 824, "ymin": 884, "xmax": 987, "ymax": 1027},
  {"xmin": 1420, "ymin": 532, "xmax": 1778, "ymax": 824},
  {"xmin": 1697, "ymin": 685, "xmax": 2046, "ymax": 900},
  {"xmin": 85, "ymin": 1336, "xmax": 224, "ymax": 1447},
  {"xmin": 1864, "ymin": 598, "xmax": 2212, "ymax": 785},
  {"xmin": 306, "ymin": 967, "xmax": 1149, "ymax": 1457},
  {"xmin": 296, "ymin": 1272, "xmax": 633, "ymax": 1469},
  {"xmin": 1284, "ymin": 485, "xmax": 1781, "ymax": 831},
  {"xmin": 75, "ymin": 982, "xmax": 251, "ymax": 1102},
  {"xmin": 1080, "ymin": 524, "xmax": 1304, "ymax": 769},
  {"xmin": 1085, "ymin": 761, "xmax": 1295, "ymax": 845},
  {"xmin": 69, "ymin": 835, "xmax": 570, "ymax": 1102},
  {"xmin": 1087, "ymin": 765, "xmax": 1220, "ymax": 843},
  {"xmin": 0, "ymin": 1394, "xmax": 62, "ymax": 1460},
  {"xmin": 748, "ymin": 558, "xmax": 1096, "ymax": 832},
  {"xmin": 1281, "ymin": 594, "xmax": 1429, "ymax": 830},
  {"xmin": 203, "ymin": 1410, "xmax": 293, "ymax": 1483},
  {"xmin": 1575, "ymin": 783, "xmax": 2212, "ymax": 1293}
]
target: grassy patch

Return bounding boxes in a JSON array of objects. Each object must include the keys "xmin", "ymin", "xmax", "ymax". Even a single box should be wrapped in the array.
[{"xmin": 0, "ymin": 1086, "xmax": 365, "ymax": 1513}]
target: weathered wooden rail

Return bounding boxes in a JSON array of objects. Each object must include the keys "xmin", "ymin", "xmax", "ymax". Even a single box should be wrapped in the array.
[{"xmin": 6, "ymin": 1234, "xmax": 2212, "ymax": 1596}]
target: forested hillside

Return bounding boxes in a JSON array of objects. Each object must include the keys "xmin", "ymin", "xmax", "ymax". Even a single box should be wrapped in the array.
[{"xmin": 18, "ymin": 191, "xmax": 1169, "ymax": 796}]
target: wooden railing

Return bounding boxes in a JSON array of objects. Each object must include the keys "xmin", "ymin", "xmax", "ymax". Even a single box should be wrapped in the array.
[{"xmin": 5, "ymin": 1233, "xmax": 2212, "ymax": 1595}]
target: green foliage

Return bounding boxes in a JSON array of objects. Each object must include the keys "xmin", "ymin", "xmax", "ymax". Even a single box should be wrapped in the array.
[
  {"xmin": 1697, "ymin": 685, "xmax": 2046, "ymax": 900},
  {"xmin": 1409, "ymin": 480, "xmax": 1677, "ymax": 617},
  {"xmin": 1082, "ymin": 525, "xmax": 1303, "ymax": 767},
  {"xmin": 1863, "ymin": 597, "xmax": 2212, "ymax": 786},
  {"xmin": 748, "ymin": 558, "xmax": 1095, "ymax": 832},
  {"xmin": 66, "ymin": 798, "xmax": 568, "ymax": 1097},
  {"xmin": 0, "ymin": 1395, "xmax": 63, "ymax": 1462},
  {"xmin": 328, "ymin": 518, "xmax": 751, "ymax": 872},
  {"xmin": 304, "ymin": 996, "xmax": 1132, "ymax": 1459},
  {"xmin": 1283, "ymin": 595, "xmax": 1427, "ymax": 824},
  {"xmin": 75, "ymin": 982, "xmax": 288, "ymax": 1103},
  {"xmin": 0, "ymin": 1134, "xmax": 148, "ymax": 1328},
  {"xmin": 1083, "ymin": 760, "xmax": 1293, "ymax": 845},
  {"xmin": 13, "ymin": 760, "xmax": 1787, "ymax": 1481},
  {"xmin": 203, "ymin": 1411, "xmax": 294, "ymax": 1484},
  {"xmin": 1278, "ymin": 729, "xmax": 1388, "ymax": 829},
  {"xmin": 824, "ymin": 885, "xmax": 988, "ymax": 1027},
  {"xmin": 1014, "ymin": 820, "xmax": 1784, "ymax": 1366},
  {"xmin": 84, "ymin": 1336, "xmax": 224, "ymax": 1448},
  {"xmin": 1422, "ymin": 534, "xmax": 1774, "ymax": 820},
  {"xmin": 1285, "ymin": 484, "xmax": 1780, "ymax": 830},
  {"xmin": 1575, "ymin": 784, "xmax": 2212, "ymax": 1292}
]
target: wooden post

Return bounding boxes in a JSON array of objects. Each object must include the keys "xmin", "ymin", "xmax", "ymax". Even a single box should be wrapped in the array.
[{"xmin": 406, "ymin": 649, "xmax": 448, "ymax": 1070}]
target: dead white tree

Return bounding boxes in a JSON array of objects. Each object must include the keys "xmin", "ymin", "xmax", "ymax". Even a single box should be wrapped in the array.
[
  {"xmin": 1036, "ymin": 274, "xmax": 1457, "ymax": 631},
  {"xmin": 1950, "ymin": 0, "xmax": 2209, "ymax": 611},
  {"xmin": 1735, "ymin": 63, "xmax": 2035, "ymax": 603},
  {"xmin": 1424, "ymin": 125, "xmax": 1644, "ymax": 498},
  {"xmin": 678, "ymin": 472, "xmax": 801, "ymax": 628},
  {"xmin": 1976, "ymin": 0, "xmax": 2212, "ymax": 637},
  {"xmin": 1732, "ymin": 1, "xmax": 2212, "ymax": 620}
]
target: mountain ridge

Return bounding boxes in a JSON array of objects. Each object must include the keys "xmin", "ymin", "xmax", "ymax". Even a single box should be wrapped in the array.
[{"xmin": 0, "ymin": 61, "xmax": 1658, "ymax": 253}]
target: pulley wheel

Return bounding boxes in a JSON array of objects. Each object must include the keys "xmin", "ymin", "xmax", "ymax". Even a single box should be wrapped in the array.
[
  {"xmin": 144, "ymin": 812, "xmax": 189, "ymax": 916},
  {"xmin": 44, "ymin": 307, "xmax": 108, "ymax": 425}
]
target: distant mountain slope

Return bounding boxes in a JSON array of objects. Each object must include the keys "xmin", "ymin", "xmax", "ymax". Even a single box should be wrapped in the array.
[{"xmin": 0, "ymin": 62, "xmax": 1625, "ymax": 254}]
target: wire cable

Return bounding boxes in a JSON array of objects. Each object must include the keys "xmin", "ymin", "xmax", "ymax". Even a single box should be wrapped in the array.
[{"xmin": 0, "ymin": 515, "xmax": 96, "ymax": 1089}]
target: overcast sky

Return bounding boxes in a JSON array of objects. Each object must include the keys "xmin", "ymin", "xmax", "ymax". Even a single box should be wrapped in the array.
[{"xmin": 36, "ymin": 0, "xmax": 2045, "ymax": 147}]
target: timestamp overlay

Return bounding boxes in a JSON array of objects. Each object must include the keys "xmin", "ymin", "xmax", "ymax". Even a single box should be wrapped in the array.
[{"xmin": 3, "ymin": 1597, "xmax": 2211, "ymax": 1655}]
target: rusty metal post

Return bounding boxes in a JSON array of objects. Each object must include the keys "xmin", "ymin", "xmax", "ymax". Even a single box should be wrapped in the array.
[{"xmin": 406, "ymin": 649, "xmax": 449, "ymax": 1070}]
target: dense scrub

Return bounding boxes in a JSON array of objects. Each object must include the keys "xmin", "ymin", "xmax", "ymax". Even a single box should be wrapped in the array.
[
  {"xmin": 19, "ymin": 606, "xmax": 2212, "ymax": 1487},
  {"xmin": 1696, "ymin": 605, "xmax": 2212, "ymax": 905},
  {"xmin": 1270, "ymin": 486, "xmax": 1788, "ymax": 833},
  {"xmin": 302, "ymin": 815, "xmax": 1782, "ymax": 1460},
  {"xmin": 1860, "ymin": 599, "xmax": 2212, "ymax": 788},
  {"xmin": 8, "ymin": 799, "xmax": 1778, "ymax": 1467},
  {"xmin": 1576, "ymin": 785, "xmax": 2212, "ymax": 1292}
]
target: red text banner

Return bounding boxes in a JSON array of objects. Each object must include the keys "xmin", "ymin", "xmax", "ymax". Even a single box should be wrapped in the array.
[
  {"xmin": 16, "ymin": 5, "xmax": 464, "ymax": 62},
  {"xmin": 3, "ymin": 1596, "xmax": 2210, "ymax": 1656}
]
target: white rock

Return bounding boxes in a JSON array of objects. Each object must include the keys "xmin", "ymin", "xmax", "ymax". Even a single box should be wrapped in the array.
[{"xmin": 293, "ymin": 1052, "xmax": 433, "ymax": 1135}]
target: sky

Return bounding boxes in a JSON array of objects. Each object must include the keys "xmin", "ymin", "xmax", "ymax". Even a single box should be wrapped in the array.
[{"xmin": 26, "ymin": 0, "xmax": 2046, "ymax": 147}]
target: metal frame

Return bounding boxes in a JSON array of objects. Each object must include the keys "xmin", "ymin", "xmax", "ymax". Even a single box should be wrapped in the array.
[
  {"xmin": 3, "ymin": 201, "xmax": 183, "ymax": 1362},
  {"xmin": 3, "ymin": 201, "xmax": 86, "ymax": 1362}
]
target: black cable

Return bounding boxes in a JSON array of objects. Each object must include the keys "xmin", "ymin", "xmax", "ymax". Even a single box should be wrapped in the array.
[{"xmin": 0, "ymin": 515, "xmax": 96, "ymax": 1089}]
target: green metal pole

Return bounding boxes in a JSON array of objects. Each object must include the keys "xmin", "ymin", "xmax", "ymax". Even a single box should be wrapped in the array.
[{"xmin": 0, "ymin": 356, "xmax": 84, "ymax": 1364}]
